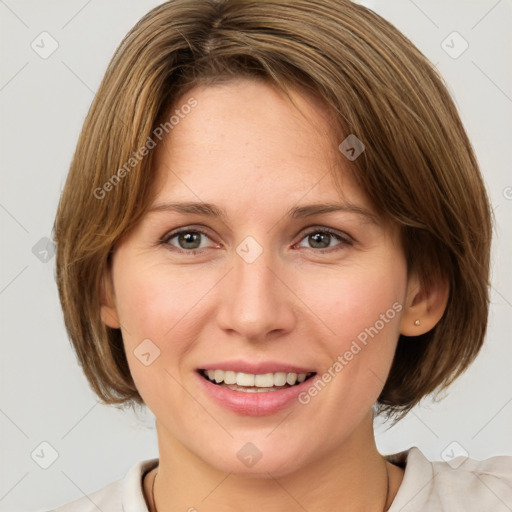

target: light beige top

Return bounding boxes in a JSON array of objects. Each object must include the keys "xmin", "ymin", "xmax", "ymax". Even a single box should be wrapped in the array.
[{"xmin": 48, "ymin": 447, "xmax": 512, "ymax": 511}]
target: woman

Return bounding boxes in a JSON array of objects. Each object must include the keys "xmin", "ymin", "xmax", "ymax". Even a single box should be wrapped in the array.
[{"xmin": 51, "ymin": 0, "xmax": 512, "ymax": 510}]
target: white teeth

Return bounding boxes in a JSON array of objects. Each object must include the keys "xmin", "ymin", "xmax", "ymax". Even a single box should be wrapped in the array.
[
  {"xmin": 254, "ymin": 373, "xmax": 274, "ymax": 387},
  {"xmin": 236, "ymin": 372, "xmax": 255, "ymax": 387},
  {"xmin": 286, "ymin": 373, "xmax": 297, "ymax": 385},
  {"xmin": 224, "ymin": 384, "xmax": 278, "ymax": 393},
  {"xmin": 223, "ymin": 370, "xmax": 237, "ymax": 385},
  {"xmin": 202, "ymin": 369, "xmax": 314, "ymax": 387},
  {"xmin": 273, "ymin": 372, "xmax": 287, "ymax": 386}
]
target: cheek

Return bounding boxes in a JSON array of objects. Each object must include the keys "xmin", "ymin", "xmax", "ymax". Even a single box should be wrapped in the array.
[
  {"xmin": 113, "ymin": 258, "xmax": 196, "ymax": 342},
  {"xmin": 309, "ymin": 260, "xmax": 406, "ymax": 400},
  {"xmin": 111, "ymin": 260, "xmax": 199, "ymax": 398},
  {"xmin": 316, "ymin": 259, "xmax": 405, "ymax": 340}
]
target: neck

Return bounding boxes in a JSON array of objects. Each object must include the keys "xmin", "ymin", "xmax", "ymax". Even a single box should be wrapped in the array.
[{"xmin": 146, "ymin": 411, "xmax": 403, "ymax": 512}]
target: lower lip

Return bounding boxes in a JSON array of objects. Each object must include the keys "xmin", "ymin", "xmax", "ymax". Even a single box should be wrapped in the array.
[{"xmin": 196, "ymin": 371, "xmax": 318, "ymax": 416}]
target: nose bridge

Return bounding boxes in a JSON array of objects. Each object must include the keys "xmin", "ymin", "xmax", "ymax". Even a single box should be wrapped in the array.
[{"xmin": 217, "ymin": 238, "xmax": 295, "ymax": 340}]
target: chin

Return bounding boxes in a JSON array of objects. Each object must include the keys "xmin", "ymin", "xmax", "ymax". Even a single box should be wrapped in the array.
[{"xmin": 197, "ymin": 438, "xmax": 311, "ymax": 478}]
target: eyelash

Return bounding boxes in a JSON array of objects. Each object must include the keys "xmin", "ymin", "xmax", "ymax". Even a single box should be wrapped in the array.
[{"xmin": 160, "ymin": 226, "xmax": 353, "ymax": 256}]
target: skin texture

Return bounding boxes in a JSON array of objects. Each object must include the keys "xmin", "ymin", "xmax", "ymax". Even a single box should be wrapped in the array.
[{"xmin": 101, "ymin": 79, "xmax": 448, "ymax": 511}]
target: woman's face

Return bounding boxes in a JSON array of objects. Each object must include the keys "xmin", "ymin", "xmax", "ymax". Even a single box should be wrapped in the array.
[{"xmin": 102, "ymin": 78, "xmax": 411, "ymax": 476}]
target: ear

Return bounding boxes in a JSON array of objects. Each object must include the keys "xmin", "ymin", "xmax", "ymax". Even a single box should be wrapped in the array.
[
  {"xmin": 400, "ymin": 269, "xmax": 450, "ymax": 336},
  {"xmin": 99, "ymin": 263, "xmax": 120, "ymax": 329}
]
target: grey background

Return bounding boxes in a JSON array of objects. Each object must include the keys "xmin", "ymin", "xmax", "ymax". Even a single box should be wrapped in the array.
[{"xmin": 0, "ymin": 0, "xmax": 511, "ymax": 511}]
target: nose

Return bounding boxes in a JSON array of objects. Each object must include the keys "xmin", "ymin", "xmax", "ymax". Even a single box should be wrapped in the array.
[{"xmin": 216, "ymin": 244, "xmax": 297, "ymax": 342}]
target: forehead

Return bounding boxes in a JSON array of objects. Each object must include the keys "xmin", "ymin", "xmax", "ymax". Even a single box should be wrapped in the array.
[{"xmin": 151, "ymin": 79, "xmax": 372, "ymax": 216}]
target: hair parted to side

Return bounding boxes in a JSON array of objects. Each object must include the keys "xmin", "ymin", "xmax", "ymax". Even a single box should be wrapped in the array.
[{"xmin": 53, "ymin": 0, "xmax": 492, "ymax": 423}]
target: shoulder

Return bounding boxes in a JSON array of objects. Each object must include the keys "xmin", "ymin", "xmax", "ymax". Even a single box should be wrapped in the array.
[
  {"xmin": 50, "ymin": 479, "xmax": 122, "ymax": 512},
  {"xmin": 49, "ymin": 458, "xmax": 159, "ymax": 512},
  {"xmin": 387, "ymin": 446, "xmax": 512, "ymax": 512}
]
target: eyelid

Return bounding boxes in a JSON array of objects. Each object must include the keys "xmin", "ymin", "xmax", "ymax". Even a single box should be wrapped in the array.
[
  {"xmin": 298, "ymin": 225, "xmax": 355, "ymax": 244},
  {"xmin": 160, "ymin": 225, "xmax": 219, "ymax": 247}
]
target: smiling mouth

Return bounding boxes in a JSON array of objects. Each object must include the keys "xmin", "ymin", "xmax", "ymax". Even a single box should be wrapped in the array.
[{"xmin": 199, "ymin": 369, "xmax": 317, "ymax": 393}]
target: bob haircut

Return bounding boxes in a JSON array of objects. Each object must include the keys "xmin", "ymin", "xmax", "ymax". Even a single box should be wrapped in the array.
[{"xmin": 53, "ymin": 0, "xmax": 493, "ymax": 423}]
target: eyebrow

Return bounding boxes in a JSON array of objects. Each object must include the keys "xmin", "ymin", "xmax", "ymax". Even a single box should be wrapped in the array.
[{"xmin": 148, "ymin": 201, "xmax": 379, "ymax": 224}]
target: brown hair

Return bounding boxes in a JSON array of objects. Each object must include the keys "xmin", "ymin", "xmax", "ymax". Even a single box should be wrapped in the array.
[{"xmin": 53, "ymin": 0, "xmax": 493, "ymax": 423}]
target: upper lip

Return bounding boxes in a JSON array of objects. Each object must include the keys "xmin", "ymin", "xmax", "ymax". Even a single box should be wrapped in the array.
[{"xmin": 198, "ymin": 360, "xmax": 316, "ymax": 374}]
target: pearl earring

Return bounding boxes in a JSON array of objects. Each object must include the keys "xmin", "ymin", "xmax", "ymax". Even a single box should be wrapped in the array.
[{"xmin": 414, "ymin": 319, "xmax": 421, "ymax": 326}]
